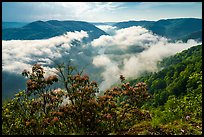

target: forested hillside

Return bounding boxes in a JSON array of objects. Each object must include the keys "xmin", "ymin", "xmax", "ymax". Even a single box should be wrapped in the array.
[
  {"xmin": 128, "ymin": 44, "xmax": 202, "ymax": 134},
  {"xmin": 2, "ymin": 45, "xmax": 202, "ymax": 135},
  {"xmin": 113, "ymin": 18, "xmax": 202, "ymax": 41},
  {"xmin": 129, "ymin": 44, "xmax": 202, "ymax": 106}
]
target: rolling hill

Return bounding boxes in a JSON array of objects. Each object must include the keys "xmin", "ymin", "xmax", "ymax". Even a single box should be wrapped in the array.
[{"xmin": 2, "ymin": 20, "xmax": 108, "ymax": 41}]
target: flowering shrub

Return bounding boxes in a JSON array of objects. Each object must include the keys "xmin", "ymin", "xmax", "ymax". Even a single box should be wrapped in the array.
[
  {"xmin": 2, "ymin": 63, "xmax": 151, "ymax": 135},
  {"xmin": 22, "ymin": 64, "xmax": 58, "ymax": 95},
  {"xmin": 3, "ymin": 63, "xmax": 201, "ymax": 135},
  {"xmin": 95, "ymin": 75, "xmax": 151, "ymax": 134}
]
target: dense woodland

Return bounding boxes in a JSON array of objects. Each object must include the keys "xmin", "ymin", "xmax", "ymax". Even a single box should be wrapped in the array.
[{"xmin": 2, "ymin": 44, "xmax": 202, "ymax": 135}]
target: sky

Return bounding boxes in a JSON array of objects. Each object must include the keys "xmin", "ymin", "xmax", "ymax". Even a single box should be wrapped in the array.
[{"xmin": 2, "ymin": 2, "xmax": 202, "ymax": 22}]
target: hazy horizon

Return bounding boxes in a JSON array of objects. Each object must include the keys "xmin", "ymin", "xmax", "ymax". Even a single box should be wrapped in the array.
[{"xmin": 2, "ymin": 17, "xmax": 202, "ymax": 24}]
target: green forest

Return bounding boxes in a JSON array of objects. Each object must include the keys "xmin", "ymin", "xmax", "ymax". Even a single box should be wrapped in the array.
[{"xmin": 2, "ymin": 44, "xmax": 202, "ymax": 135}]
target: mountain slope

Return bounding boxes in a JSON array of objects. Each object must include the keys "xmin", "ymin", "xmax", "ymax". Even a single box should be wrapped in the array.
[
  {"xmin": 179, "ymin": 30, "xmax": 202, "ymax": 42},
  {"xmin": 113, "ymin": 18, "xmax": 202, "ymax": 41},
  {"xmin": 129, "ymin": 44, "xmax": 202, "ymax": 106},
  {"xmin": 2, "ymin": 20, "xmax": 108, "ymax": 41}
]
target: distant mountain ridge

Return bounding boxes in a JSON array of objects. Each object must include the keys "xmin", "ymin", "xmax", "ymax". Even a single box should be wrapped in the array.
[
  {"xmin": 2, "ymin": 20, "xmax": 108, "ymax": 40},
  {"xmin": 2, "ymin": 18, "xmax": 202, "ymax": 41},
  {"xmin": 113, "ymin": 20, "xmax": 154, "ymax": 28},
  {"xmin": 113, "ymin": 18, "xmax": 202, "ymax": 41}
]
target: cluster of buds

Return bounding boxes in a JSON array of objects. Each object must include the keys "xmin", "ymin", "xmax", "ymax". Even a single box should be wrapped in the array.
[
  {"xmin": 81, "ymin": 74, "xmax": 89, "ymax": 81},
  {"xmin": 26, "ymin": 79, "xmax": 40, "ymax": 91},
  {"xmin": 98, "ymin": 95, "xmax": 113, "ymax": 102},
  {"xmin": 121, "ymin": 82, "xmax": 130, "ymax": 89},
  {"xmin": 45, "ymin": 75, "xmax": 58, "ymax": 85},
  {"xmin": 135, "ymin": 82, "xmax": 147, "ymax": 90},
  {"xmin": 51, "ymin": 88, "xmax": 63, "ymax": 95}
]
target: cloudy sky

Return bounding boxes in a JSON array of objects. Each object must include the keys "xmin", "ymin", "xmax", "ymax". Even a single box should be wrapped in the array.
[{"xmin": 2, "ymin": 2, "xmax": 202, "ymax": 22}]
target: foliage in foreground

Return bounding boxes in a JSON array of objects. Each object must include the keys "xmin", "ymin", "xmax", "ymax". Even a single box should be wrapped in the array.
[{"xmin": 2, "ymin": 63, "xmax": 151, "ymax": 135}]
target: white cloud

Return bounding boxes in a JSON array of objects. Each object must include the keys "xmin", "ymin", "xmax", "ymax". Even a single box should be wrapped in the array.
[
  {"xmin": 91, "ymin": 35, "xmax": 114, "ymax": 47},
  {"xmin": 121, "ymin": 39, "xmax": 199, "ymax": 78},
  {"xmin": 96, "ymin": 25, "xmax": 117, "ymax": 35},
  {"xmin": 7, "ymin": 2, "xmax": 126, "ymax": 22},
  {"xmin": 92, "ymin": 54, "xmax": 120, "ymax": 91},
  {"xmin": 92, "ymin": 55, "xmax": 111, "ymax": 67},
  {"xmin": 91, "ymin": 26, "xmax": 201, "ymax": 91},
  {"xmin": 91, "ymin": 26, "xmax": 165, "ymax": 49},
  {"xmin": 99, "ymin": 63, "xmax": 120, "ymax": 91},
  {"xmin": 2, "ymin": 31, "xmax": 88, "ymax": 76}
]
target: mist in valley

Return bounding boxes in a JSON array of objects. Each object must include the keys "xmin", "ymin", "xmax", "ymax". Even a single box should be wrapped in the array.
[{"xmin": 2, "ymin": 25, "xmax": 201, "ymax": 99}]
